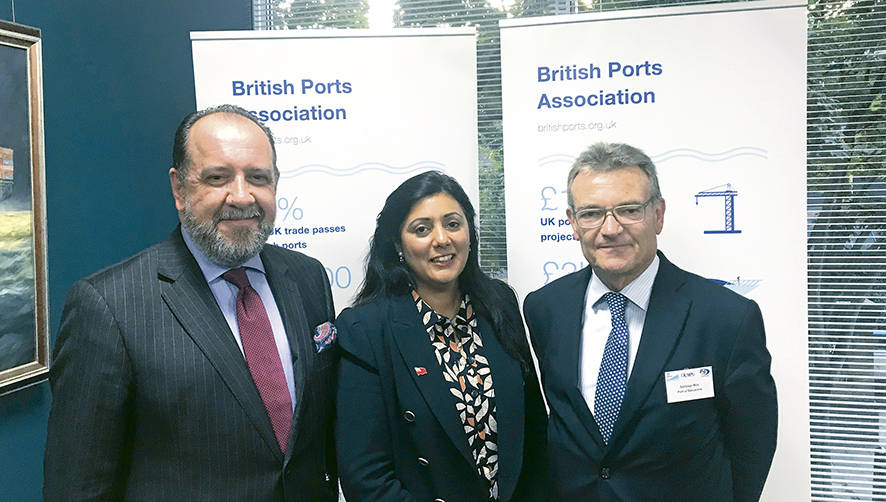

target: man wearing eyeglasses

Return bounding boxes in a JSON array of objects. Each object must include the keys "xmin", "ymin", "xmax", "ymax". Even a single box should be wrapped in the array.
[{"xmin": 523, "ymin": 142, "xmax": 777, "ymax": 501}]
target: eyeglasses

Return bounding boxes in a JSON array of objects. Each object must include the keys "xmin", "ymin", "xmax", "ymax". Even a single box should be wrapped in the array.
[{"xmin": 572, "ymin": 198, "xmax": 655, "ymax": 229}]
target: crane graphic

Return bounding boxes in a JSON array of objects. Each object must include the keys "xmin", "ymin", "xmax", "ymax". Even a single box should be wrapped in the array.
[{"xmin": 695, "ymin": 183, "xmax": 741, "ymax": 234}]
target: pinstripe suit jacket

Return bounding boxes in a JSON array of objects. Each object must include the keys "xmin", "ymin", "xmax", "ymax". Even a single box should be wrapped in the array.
[{"xmin": 44, "ymin": 229, "xmax": 338, "ymax": 502}]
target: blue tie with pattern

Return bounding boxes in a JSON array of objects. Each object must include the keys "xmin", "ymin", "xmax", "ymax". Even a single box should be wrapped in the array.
[{"xmin": 594, "ymin": 292, "xmax": 628, "ymax": 445}]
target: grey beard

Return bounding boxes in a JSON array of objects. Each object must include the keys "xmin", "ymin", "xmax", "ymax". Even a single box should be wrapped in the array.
[{"xmin": 180, "ymin": 203, "xmax": 273, "ymax": 268}]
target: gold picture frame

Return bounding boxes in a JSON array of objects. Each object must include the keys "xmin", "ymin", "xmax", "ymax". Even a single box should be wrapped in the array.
[{"xmin": 0, "ymin": 20, "xmax": 48, "ymax": 395}]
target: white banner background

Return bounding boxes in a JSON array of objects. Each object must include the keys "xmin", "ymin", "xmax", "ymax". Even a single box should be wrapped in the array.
[
  {"xmin": 500, "ymin": 2, "xmax": 808, "ymax": 499},
  {"xmin": 191, "ymin": 29, "xmax": 479, "ymax": 311}
]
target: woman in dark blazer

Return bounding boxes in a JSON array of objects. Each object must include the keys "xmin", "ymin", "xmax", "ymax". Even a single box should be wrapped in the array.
[{"xmin": 335, "ymin": 171, "xmax": 546, "ymax": 502}]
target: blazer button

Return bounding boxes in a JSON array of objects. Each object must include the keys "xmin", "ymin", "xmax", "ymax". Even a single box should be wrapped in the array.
[
  {"xmin": 417, "ymin": 457, "xmax": 430, "ymax": 467},
  {"xmin": 403, "ymin": 410, "xmax": 416, "ymax": 422},
  {"xmin": 600, "ymin": 466, "xmax": 611, "ymax": 479},
  {"xmin": 434, "ymin": 499, "xmax": 446, "ymax": 502}
]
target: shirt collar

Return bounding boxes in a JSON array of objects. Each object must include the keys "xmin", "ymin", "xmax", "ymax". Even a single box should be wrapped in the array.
[
  {"xmin": 180, "ymin": 226, "xmax": 266, "ymax": 283},
  {"xmin": 585, "ymin": 254, "xmax": 660, "ymax": 312}
]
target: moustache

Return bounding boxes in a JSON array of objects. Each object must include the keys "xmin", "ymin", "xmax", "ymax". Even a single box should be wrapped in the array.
[{"xmin": 214, "ymin": 206, "xmax": 264, "ymax": 223}]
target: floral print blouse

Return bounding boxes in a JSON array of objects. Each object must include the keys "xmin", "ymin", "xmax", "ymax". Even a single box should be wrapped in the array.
[{"xmin": 413, "ymin": 291, "xmax": 500, "ymax": 501}]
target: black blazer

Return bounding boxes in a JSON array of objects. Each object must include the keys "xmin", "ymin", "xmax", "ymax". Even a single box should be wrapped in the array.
[
  {"xmin": 44, "ymin": 229, "xmax": 338, "ymax": 502},
  {"xmin": 335, "ymin": 284, "xmax": 546, "ymax": 502},
  {"xmin": 524, "ymin": 252, "xmax": 777, "ymax": 502}
]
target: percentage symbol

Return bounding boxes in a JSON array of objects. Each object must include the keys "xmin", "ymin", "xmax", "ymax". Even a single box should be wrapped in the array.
[{"xmin": 277, "ymin": 196, "xmax": 304, "ymax": 221}]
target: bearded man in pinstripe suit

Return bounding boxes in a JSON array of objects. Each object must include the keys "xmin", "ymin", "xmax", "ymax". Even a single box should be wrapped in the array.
[{"xmin": 44, "ymin": 105, "xmax": 338, "ymax": 501}]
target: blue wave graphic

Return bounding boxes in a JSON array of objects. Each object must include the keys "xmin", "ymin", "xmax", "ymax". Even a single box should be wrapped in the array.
[
  {"xmin": 537, "ymin": 153, "xmax": 575, "ymax": 167},
  {"xmin": 707, "ymin": 277, "xmax": 762, "ymax": 297},
  {"xmin": 653, "ymin": 147, "xmax": 768, "ymax": 163},
  {"xmin": 280, "ymin": 161, "xmax": 446, "ymax": 179},
  {"xmin": 535, "ymin": 147, "xmax": 767, "ymax": 168}
]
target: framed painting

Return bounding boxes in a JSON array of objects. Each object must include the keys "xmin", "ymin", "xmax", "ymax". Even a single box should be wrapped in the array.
[{"xmin": 0, "ymin": 20, "xmax": 48, "ymax": 395}]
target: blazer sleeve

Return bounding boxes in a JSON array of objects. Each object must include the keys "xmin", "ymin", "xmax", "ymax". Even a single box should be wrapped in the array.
[
  {"xmin": 512, "ymin": 354, "xmax": 548, "ymax": 502},
  {"xmin": 522, "ymin": 290, "xmax": 546, "ymax": 361},
  {"xmin": 335, "ymin": 308, "xmax": 418, "ymax": 502},
  {"xmin": 317, "ymin": 258, "xmax": 339, "ymax": 498},
  {"xmin": 44, "ymin": 280, "xmax": 134, "ymax": 501},
  {"xmin": 721, "ymin": 300, "xmax": 778, "ymax": 502},
  {"xmin": 500, "ymin": 283, "xmax": 548, "ymax": 502}
]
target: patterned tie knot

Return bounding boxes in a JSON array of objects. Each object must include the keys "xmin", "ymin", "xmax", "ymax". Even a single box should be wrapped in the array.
[
  {"xmin": 604, "ymin": 292, "xmax": 627, "ymax": 321},
  {"xmin": 223, "ymin": 267, "xmax": 251, "ymax": 290}
]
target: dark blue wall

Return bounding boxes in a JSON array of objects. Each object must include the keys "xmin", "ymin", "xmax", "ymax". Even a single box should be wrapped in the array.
[{"xmin": 0, "ymin": 2, "xmax": 251, "ymax": 500}]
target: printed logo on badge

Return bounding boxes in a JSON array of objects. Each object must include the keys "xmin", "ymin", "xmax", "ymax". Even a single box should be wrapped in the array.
[{"xmin": 664, "ymin": 366, "xmax": 715, "ymax": 403}]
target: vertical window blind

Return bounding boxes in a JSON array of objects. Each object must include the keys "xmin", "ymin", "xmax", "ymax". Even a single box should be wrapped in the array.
[{"xmin": 807, "ymin": 0, "xmax": 885, "ymax": 499}]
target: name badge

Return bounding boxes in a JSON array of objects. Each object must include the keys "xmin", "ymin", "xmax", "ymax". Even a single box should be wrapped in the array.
[{"xmin": 664, "ymin": 366, "xmax": 714, "ymax": 403}]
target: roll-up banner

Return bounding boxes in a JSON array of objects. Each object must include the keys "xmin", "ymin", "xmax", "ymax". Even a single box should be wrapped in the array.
[
  {"xmin": 191, "ymin": 29, "xmax": 479, "ymax": 311},
  {"xmin": 500, "ymin": 1, "xmax": 808, "ymax": 498}
]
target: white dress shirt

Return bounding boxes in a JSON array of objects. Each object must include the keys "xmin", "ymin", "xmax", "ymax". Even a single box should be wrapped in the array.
[
  {"xmin": 580, "ymin": 255, "xmax": 660, "ymax": 415},
  {"xmin": 182, "ymin": 228, "xmax": 296, "ymax": 410}
]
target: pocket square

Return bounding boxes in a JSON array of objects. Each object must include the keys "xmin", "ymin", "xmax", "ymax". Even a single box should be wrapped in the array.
[{"xmin": 313, "ymin": 322, "xmax": 337, "ymax": 353}]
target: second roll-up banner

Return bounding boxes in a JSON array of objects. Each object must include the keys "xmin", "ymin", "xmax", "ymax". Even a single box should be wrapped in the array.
[
  {"xmin": 500, "ymin": 1, "xmax": 807, "ymax": 499},
  {"xmin": 191, "ymin": 28, "xmax": 479, "ymax": 311}
]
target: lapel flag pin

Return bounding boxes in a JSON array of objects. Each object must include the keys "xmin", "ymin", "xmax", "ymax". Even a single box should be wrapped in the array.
[{"xmin": 414, "ymin": 367, "xmax": 428, "ymax": 376}]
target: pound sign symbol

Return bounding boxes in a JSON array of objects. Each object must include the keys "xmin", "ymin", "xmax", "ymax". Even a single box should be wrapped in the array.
[{"xmin": 541, "ymin": 186, "xmax": 558, "ymax": 211}]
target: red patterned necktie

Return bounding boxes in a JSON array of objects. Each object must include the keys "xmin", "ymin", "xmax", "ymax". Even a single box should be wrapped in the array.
[{"xmin": 223, "ymin": 267, "xmax": 292, "ymax": 452}]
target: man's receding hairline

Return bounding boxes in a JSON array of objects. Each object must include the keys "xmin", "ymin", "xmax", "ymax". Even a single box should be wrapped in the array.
[
  {"xmin": 191, "ymin": 111, "xmax": 270, "ymax": 138},
  {"xmin": 184, "ymin": 112, "xmax": 274, "ymax": 163}
]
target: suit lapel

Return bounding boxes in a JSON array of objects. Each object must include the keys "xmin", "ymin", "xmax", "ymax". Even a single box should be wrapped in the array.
[
  {"xmin": 388, "ymin": 295, "xmax": 475, "ymax": 467},
  {"xmin": 545, "ymin": 268, "xmax": 606, "ymax": 451},
  {"xmin": 261, "ymin": 249, "xmax": 313, "ymax": 461},
  {"xmin": 561, "ymin": 269, "xmax": 590, "ymax": 388},
  {"xmin": 611, "ymin": 254, "xmax": 691, "ymax": 444},
  {"xmin": 157, "ymin": 231, "xmax": 283, "ymax": 459}
]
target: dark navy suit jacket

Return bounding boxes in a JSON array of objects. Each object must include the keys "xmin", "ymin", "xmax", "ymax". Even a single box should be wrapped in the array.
[
  {"xmin": 335, "ymin": 283, "xmax": 547, "ymax": 502},
  {"xmin": 524, "ymin": 252, "xmax": 777, "ymax": 502},
  {"xmin": 44, "ymin": 229, "xmax": 338, "ymax": 501}
]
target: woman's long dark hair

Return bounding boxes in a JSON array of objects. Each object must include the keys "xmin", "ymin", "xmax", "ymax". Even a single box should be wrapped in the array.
[{"xmin": 354, "ymin": 171, "xmax": 531, "ymax": 372}]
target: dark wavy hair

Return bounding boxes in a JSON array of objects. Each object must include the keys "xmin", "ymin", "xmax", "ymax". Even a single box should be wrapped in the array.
[{"xmin": 354, "ymin": 171, "xmax": 531, "ymax": 372}]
